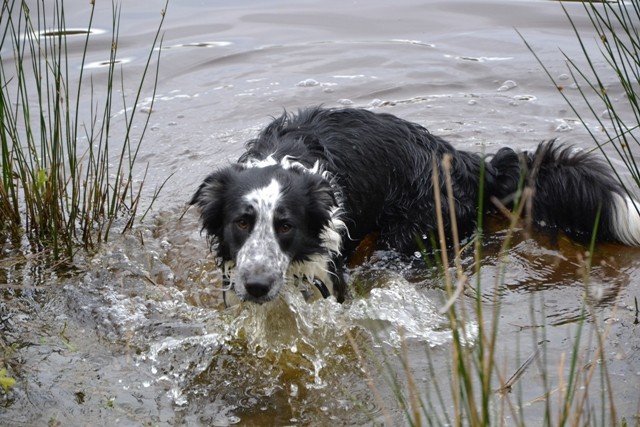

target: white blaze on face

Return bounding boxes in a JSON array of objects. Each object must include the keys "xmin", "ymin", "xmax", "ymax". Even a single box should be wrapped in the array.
[{"xmin": 234, "ymin": 178, "xmax": 291, "ymax": 301}]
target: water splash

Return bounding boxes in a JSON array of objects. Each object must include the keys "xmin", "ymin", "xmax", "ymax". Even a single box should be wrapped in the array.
[
  {"xmin": 66, "ymin": 222, "xmax": 476, "ymax": 418},
  {"xmin": 136, "ymin": 272, "xmax": 478, "ymax": 410},
  {"xmin": 348, "ymin": 279, "xmax": 464, "ymax": 347}
]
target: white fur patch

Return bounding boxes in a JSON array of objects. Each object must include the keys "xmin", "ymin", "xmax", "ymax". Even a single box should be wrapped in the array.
[
  {"xmin": 243, "ymin": 177, "xmax": 281, "ymax": 207},
  {"xmin": 288, "ymin": 254, "xmax": 336, "ymax": 300},
  {"xmin": 612, "ymin": 194, "xmax": 640, "ymax": 246},
  {"xmin": 321, "ymin": 208, "xmax": 346, "ymax": 255},
  {"xmin": 247, "ymin": 154, "xmax": 323, "ymax": 175},
  {"xmin": 224, "ymin": 157, "xmax": 347, "ymax": 304},
  {"xmin": 246, "ymin": 155, "xmax": 278, "ymax": 168},
  {"xmin": 233, "ymin": 179, "xmax": 291, "ymax": 301},
  {"xmin": 246, "ymin": 154, "xmax": 345, "ymax": 254}
]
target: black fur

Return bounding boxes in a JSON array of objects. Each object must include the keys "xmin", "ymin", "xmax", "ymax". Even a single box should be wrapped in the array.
[
  {"xmin": 192, "ymin": 164, "xmax": 336, "ymax": 262},
  {"xmin": 191, "ymin": 107, "xmax": 639, "ymax": 303},
  {"xmin": 239, "ymin": 107, "xmax": 482, "ymax": 252},
  {"xmin": 523, "ymin": 142, "xmax": 625, "ymax": 242}
]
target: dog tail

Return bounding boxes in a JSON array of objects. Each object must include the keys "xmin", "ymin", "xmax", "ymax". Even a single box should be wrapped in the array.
[{"xmin": 486, "ymin": 140, "xmax": 640, "ymax": 246}]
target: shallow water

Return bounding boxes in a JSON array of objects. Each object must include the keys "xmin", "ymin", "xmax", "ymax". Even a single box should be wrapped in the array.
[{"xmin": 2, "ymin": 0, "xmax": 640, "ymax": 425}]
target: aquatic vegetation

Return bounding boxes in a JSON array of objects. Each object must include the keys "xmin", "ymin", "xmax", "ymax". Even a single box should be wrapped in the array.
[
  {"xmin": 360, "ymin": 2, "xmax": 640, "ymax": 425},
  {"xmin": 0, "ymin": 368, "xmax": 16, "ymax": 394},
  {"xmin": 0, "ymin": 0, "xmax": 168, "ymax": 259},
  {"xmin": 520, "ymin": 0, "xmax": 640, "ymax": 194},
  {"xmin": 358, "ymin": 149, "xmax": 629, "ymax": 424},
  {"xmin": 0, "ymin": 0, "xmax": 636, "ymax": 424}
]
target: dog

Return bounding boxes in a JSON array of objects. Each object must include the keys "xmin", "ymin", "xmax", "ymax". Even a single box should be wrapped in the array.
[{"xmin": 190, "ymin": 107, "xmax": 640, "ymax": 305}]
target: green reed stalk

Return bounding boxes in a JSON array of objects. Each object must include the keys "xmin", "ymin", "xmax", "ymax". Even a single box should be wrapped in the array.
[
  {"xmin": 355, "ymin": 3, "xmax": 636, "ymax": 425},
  {"xmin": 519, "ymin": 1, "xmax": 640, "ymax": 197},
  {"xmin": 361, "ymin": 153, "xmax": 621, "ymax": 425},
  {"xmin": 519, "ymin": 3, "xmax": 638, "ymax": 425},
  {"xmin": 0, "ymin": 0, "xmax": 167, "ymax": 258}
]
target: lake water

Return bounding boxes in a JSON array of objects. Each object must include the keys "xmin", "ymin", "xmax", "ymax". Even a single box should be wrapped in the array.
[{"xmin": 1, "ymin": 0, "xmax": 639, "ymax": 425}]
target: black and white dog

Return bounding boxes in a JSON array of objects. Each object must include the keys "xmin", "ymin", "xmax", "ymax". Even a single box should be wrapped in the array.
[{"xmin": 191, "ymin": 107, "xmax": 640, "ymax": 305}]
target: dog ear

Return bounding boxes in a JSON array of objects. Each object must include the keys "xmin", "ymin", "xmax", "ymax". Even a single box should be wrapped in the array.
[{"xmin": 190, "ymin": 165, "xmax": 241, "ymax": 238}]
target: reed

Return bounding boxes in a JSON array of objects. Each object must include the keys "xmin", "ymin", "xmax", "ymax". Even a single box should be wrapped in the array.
[
  {"xmin": 519, "ymin": 0, "xmax": 640, "ymax": 195},
  {"xmin": 353, "ymin": 3, "xmax": 639, "ymax": 425},
  {"xmin": 353, "ymin": 156, "xmax": 623, "ymax": 425},
  {"xmin": 0, "ymin": 0, "xmax": 168, "ymax": 259}
]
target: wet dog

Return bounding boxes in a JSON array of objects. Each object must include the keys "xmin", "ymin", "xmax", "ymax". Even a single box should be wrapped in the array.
[{"xmin": 191, "ymin": 107, "xmax": 640, "ymax": 305}]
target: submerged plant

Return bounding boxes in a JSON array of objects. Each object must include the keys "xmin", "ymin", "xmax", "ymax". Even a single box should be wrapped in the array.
[{"xmin": 0, "ymin": 0, "xmax": 168, "ymax": 259}]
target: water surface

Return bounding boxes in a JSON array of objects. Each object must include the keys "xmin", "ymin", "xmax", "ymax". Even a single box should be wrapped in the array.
[{"xmin": 2, "ymin": 0, "xmax": 639, "ymax": 425}]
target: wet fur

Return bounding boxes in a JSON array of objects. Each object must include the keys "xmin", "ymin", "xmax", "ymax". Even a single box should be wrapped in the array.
[{"xmin": 191, "ymin": 107, "xmax": 640, "ymax": 304}]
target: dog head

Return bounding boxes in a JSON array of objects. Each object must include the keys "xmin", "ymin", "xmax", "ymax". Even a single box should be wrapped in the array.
[{"xmin": 190, "ymin": 162, "xmax": 342, "ymax": 304}]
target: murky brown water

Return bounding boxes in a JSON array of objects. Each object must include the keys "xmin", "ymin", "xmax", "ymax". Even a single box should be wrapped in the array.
[{"xmin": 2, "ymin": 0, "xmax": 640, "ymax": 425}]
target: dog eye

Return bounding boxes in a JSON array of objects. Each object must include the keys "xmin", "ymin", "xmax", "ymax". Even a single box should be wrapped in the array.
[
  {"xmin": 277, "ymin": 223, "xmax": 292, "ymax": 234},
  {"xmin": 236, "ymin": 218, "xmax": 250, "ymax": 230}
]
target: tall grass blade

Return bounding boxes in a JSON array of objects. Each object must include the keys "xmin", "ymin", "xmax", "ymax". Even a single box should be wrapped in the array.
[{"xmin": 0, "ymin": 0, "xmax": 169, "ymax": 258}]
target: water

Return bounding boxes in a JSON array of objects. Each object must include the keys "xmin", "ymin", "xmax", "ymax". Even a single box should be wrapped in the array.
[{"xmin": 2, "ymin": 0, "xmax": 640, "ymax": 425}]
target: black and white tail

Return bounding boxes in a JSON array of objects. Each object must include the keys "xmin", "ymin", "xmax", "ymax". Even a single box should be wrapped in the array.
[{"xmin": 487, "ymin": 141, "xmax": 640, "ymax": 245}]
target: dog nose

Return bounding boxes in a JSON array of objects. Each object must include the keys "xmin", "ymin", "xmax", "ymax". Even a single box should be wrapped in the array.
[{"xmin": 245, "ymin": 279, "xmax": 271, "ymax": 299}]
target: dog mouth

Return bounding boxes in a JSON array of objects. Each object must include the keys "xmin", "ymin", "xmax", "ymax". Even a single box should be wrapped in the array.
[
  {"xmin": 242, "ymin": 295, "xmax": 275, "ymax": 304},
  {"xmin": 224, "ymin": 276, "xmax": 331, "ymax": 306}
]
